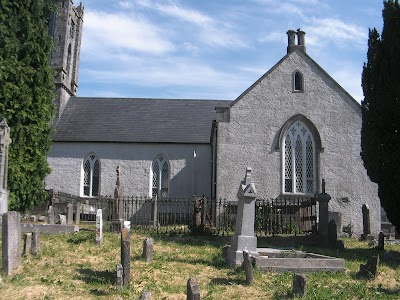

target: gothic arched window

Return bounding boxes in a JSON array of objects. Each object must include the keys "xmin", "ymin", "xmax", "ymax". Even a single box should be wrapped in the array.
[
  {"xmin": 293, "ymin": 71, "xmax": 304, "ymax": 92},
  {"xmin": 283, "ymin": 121, "xmax": 315, "ymax": 194},
  {"xmin": 82, "ymin": 153, "xmax": 100, "ymax": 197},
  {"xmin": 152, "ymin": 155, "xmax": 169, "ymax": 200}
]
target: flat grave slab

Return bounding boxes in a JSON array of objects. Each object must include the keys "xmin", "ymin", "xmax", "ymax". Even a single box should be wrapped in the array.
[{"xmin": 256, "ymin": 248, "xmax": 345, "ymax": 273}]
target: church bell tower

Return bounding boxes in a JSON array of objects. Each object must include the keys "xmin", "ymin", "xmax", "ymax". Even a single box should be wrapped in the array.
[{"xmin": 47, "ymin": 0, "xmax": 84, "ymax": 117}]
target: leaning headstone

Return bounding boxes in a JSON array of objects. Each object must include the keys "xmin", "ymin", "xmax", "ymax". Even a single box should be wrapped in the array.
[
  {"xmin": 328, "ymin": 219, "xmax": 337, "ymax": 248},
  {"xmin": 67, "ymin": 203, "xmax": 74, "ymax": 225},
  {"xmin": 116, "ymin": 264, "xmax": 123, "ymax": 292},
  {"xmin": 143, "ymin": 238, "xmax": 153, "ymax": 262},
  {"xmin": 59, "ymin": 214, "xmax": 66, "ymax": 225},
  {"xmin": 31, "ymin": 231, "xmax": 40, "ymax": 256},
  {"xmin": 121, "ymin": 223, "xmax": 131, "ymax": 287},
  {"xmin": 187, "ymin": 278, "xmax": 200, "ymax": 300},
  {"xmin": 292, "ymin": 273, "xmax": 307, "ymax": 297},
  {"xmin": 23, "ymin": 233, "xmax": 32, "ymax": 256},
  {"xmin": 377, "ymin": 232, "xmax": 385, "ymax": 251},
  {"xmin": 96, "ymin": 209, "xmax": 103, "ymax": 246},
  {"xmin": 358, "ymin": 255, "xmax": 379, "ymax": 278},
  {"xmin": 243, "ymin": 250, "xmax": 254, "ymax": 285},
  {"xmin": 2, "ymin": 211, "xmax": 21, "ymax": 275},
  {"xmin": 48, "ymin": 205, "xmax": 55, "ymax": 225},
  {"xmin": 138, "ymin": 290, "xmax": 151, "ymax": 300}
]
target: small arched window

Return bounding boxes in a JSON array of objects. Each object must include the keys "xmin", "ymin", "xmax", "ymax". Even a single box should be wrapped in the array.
[
  {"xmin": 152, "ymin": 155, "xmax": 169, "ymax": 200},
  {"xmin": 283, "ymin": 121, "xmax": 315, "ymax": 194},
  {"xmin": 293, "ymin": 71, "xmax": 304, "ymax": 92},
  {"xmin": 66, "ymin": 44, "xmax": 71, "ymax": 75},
  {"xmin": 82, "ymin": 153, "xmax": 100, "ymax": 197}
]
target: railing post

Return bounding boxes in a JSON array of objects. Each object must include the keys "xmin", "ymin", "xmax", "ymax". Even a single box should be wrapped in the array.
[{"xmin": 152, "ymin": 195, "xmax": 158, "ymax": 229}]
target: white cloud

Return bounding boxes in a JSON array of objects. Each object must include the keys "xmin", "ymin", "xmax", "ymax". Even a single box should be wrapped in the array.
[
  {"xmin": 304, "ymin": 17, "xmax": 366, "ymax": 48},
  {"xmin": 133, "ymin": 0, "xmax": 246, "ymax": 48},
  {"xmin": 136, "ymin": 0, "xmax": 213, "ymax": 26},
  {"xmin": 82, "ymin": 11, "xmax": 174, "ymax": 55},
  {"xmin": 118, "ymin": 1, "xmax": 134, "ymax": 9}
]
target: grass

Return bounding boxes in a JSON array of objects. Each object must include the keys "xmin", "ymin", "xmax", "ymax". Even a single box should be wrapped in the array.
[{"xmin": 0, "ymin": 226, "xmax": 399, "ymax": 299}]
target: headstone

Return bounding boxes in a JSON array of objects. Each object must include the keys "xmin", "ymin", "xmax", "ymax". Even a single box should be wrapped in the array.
[
  {"xmin": 48, "ymin": 206, "xmax": 55, "ymax": 225},
  {"xmin": 377, "ymin": 232, "xmax": 384, "ymax": 251},
  {"xmin": 227, "ymin": 167, "xmax": 258, "ymax": 266},
  {"xmin": 75, "ymin": 202, "xmax": 81, "ymax": 225},
  {"xmin": 187, "ymin": 278, "xmax": 200, "ymax": 300},
  {"xmin": 143, "ymin": 238, "xmax": 153, "ymax": 262},
  {"xmin": 121, "ymin": 224, "xmax": 131, "ymax": 287},
  {"xmin": 222, "ymin": 245, "xmax": 230, "ymax": 259},
  {"xmin": 358, "ymin": 255, "xmax": 379, "ymax": 278},
  {"xmin": 30, "ymin": 215, "xmax": 37, "ymax": 222},
  {"xmin": 316, "ymin": 179, "xmax": 331, "ymax": 241},
  {"xmin": 31, "ymin": 231, "xmax": 40, "ymax": 256},
  {"xmin": 138, "ymin": 290, "xmax": 151, "ymax": 300},
  {"xmin": 292, "ymin": 273, "xmax": 307, "ymax": 297},
  {"xmin": 336, "ymin": 240, "xmax": 345, "ymax": 252},
  {"xmin": 96, "ymin": 209, "xmax": 103, "ymax": 246},
  {"xmin": 23, "ymin": 233, "xmax": 32, "ymax": 256},
  {"xmin": 67, "ymin": 203, "xmax": 74, "ymax": 225},
  {"xmin": 59, "ymin": 214, "xmax": 66, "ymax": 225},
  {"xmin": 328, "ymin": 219, "xmax": 337, "ymax": 248},
  {"xmin": 193, "ymin": 196, "xmax": 202, "ymax": 227},
  {"xmin": 328, "ymin": 211, "xmax": 342, "ymax": 234},
  {"xmin": 243, "ymin": 250, "xmax": 253, "ymax": 285},
  {"xmin": 2, "ymin": 211, "xmax": 21, "ymax": 275},
  {"xmin": 361, "ymin": 204, "xmax": 374, "ymax": 240},
  {"xmin": 116, "ymin": 264, "xmax": 123, "ymax": 292}
]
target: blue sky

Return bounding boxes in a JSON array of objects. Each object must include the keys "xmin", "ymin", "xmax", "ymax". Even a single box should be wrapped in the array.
[{"xmin": 77, "ymin": 0, "xmax": 384, "ymax": 103}]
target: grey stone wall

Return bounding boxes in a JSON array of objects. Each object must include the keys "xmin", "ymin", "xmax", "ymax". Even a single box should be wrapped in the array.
[
  {"xmin": 46, "ymin": 142, "xmax": 212, "ymax": 198},
  {"xmin": 50, "ymin": 0, "xmax": 84, "ymax": 117},
  {"xmin": 215, "ymin": 49, "xmax": 379, "ymax": 236}
]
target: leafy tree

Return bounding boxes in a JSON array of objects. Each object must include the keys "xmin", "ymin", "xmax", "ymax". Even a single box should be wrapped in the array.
[
  {"xmin": 0, "ymin": 0, "xmax": 55, "ymax": 211},
  {"xmin": 361, "ymin": 0, "xmax": 400, "ymax": 229}
]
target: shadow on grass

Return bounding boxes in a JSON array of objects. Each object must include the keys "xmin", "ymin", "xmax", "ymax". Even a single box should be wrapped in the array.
[
  {"xmin": 210, "ymin": 277, "xmax": 246, "ymax": 286},
  {"xmin": 77, "ymin": 268, "xmax": 114, "ymax": 285},
  {"xmin": 148, "ymin": 232, "xmax": 230, "ymax": 248},
  {"xmin": 67, "ymin": 232, "xmax": 94, "ymax": 244}
]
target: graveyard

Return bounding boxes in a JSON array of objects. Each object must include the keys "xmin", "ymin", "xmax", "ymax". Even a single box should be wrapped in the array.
[{"xmin": 0, "ymin": 227, "xmax": 399, "ymax": 299}]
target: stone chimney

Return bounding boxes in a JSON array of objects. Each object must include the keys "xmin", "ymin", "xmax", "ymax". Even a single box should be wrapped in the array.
[
  {"xmin": 296, "ymin": 29, "xmax": 306, "ymax": 53},
  {"xmin": 287, "ymin": 30, "xmax": 296, "ymax": 53},
  {"xmin": 287, "ymin": 29, "xmax": 306, "ymax": 54}
]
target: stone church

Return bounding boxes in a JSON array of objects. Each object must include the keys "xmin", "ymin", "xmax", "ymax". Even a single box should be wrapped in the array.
[{"xmin": 45, "ymin": 1, "xmax": 380, "ymax": 235}]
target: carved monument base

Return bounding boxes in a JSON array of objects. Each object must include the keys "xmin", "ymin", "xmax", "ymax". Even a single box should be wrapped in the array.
[{"xmin": 227, "ymin": 235, "xmax": 258, "ymax": 266}]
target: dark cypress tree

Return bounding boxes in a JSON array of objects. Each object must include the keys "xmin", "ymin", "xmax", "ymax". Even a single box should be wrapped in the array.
[
  {"xmin": 0, "ymin": 0, "xmax": 55, "ymax": 211},
  {"xmin": 361, "ymin": 0, "xmax": 400, "ymax": 229}
]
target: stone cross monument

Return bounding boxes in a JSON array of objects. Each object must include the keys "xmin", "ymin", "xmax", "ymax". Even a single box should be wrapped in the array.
[
  {"xmin": 112, "ymin": 165, "xmax": 124, "ymax": 232},
  {"xmin": 0, "ymin": 119, "xmax": 11, "ymax": 215},
  {"xmin": 227, "ymin": 167, "xmax": 258, "ymax": 266}
]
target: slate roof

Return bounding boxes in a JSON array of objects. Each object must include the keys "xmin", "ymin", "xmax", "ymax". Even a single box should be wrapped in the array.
[{"xmin": 52, "ymin": 97, "xmax": 231, "ymax": 144}]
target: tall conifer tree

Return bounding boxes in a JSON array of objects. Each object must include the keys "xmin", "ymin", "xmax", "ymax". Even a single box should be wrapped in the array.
[
  {"xmin": 0, "ymin": 0, "xmax": 55, "ymax": 211},
  {"xmin": 361, "ymin": 0, "xmax": 400, "ymax": 229}
]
